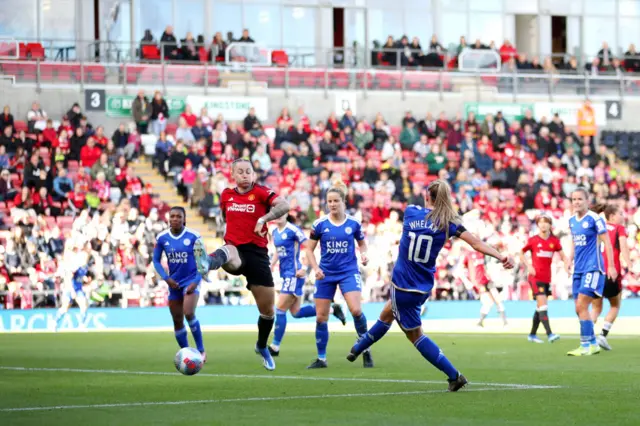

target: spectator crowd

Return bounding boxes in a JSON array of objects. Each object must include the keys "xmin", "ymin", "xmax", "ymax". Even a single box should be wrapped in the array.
[{"xmin": 1, "ymin": 87, "xmax": 640, "ymax": 310}]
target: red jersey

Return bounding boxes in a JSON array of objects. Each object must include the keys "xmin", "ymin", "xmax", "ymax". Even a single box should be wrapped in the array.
[
  {"xmin": 521, "ymin": 234, "xmax": 562, "ymax": 283},
  {"xmin": 463, "ymin": 251, "xmax": 489, "ymax": 286},
  {"xmin": 603, "ymin": 223, "xmax": 627, "ymax": 274},
  {"xmin": 221, "ymin": 184, "xmax": 277, "ymax": 248}
]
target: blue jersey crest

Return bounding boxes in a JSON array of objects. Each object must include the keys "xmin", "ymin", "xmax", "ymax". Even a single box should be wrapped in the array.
[
  {"xmin": 392, "ymin": 205, "xmax": 463, "ymax": 294},
  {"xmin": 569, "ymin": 210, "xmax": 607, "ymax": 273},
  {"xmin": 310, "ymin": 215, "xmax": 364, "ymax": 276},
  {"xmin": 273, "ymin": 223, "xmax": 307, "ymax": 278},
  {"xmin": 153, "ymin": 227, "xmax": 203, "ymax": 287}
]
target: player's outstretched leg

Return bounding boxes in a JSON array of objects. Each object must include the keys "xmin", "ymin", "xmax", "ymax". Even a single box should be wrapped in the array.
[
  {"xmin": 344, "ymin": 290, "xmax": 373, "ymax": 368},
  {"xmin": 194, "ymin": 242, "xmax": 241, "ymax": 276},
  {"xmin": 597, "ymin": 294, "xmax": 620, "ymax": 351}
]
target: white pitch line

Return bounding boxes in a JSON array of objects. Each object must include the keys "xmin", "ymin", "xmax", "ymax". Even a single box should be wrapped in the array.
[
  {"xmin": 0, "ymin": 366, "xmax": 561, "ymax": 389},
  {"xmin": 0, "ymin": 388, "xmax": 512, "ymax": 413}
]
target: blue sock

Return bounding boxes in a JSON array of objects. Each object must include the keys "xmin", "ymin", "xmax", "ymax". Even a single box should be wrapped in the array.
[
  {"xmin": 353, "ymin": 313, "xmax": 368, "ymax": 338},
  {"xmin": 292, "ymin": 305, "xmax": 316, "ymax": 318},
  {"xmin": 579, "ymin": 319, "xmax": 594, "ymax": 348},
  {"xmin": 55, "ymin": 309, "xmax": 65, "ymax": 326},
  {"xmin": 174, "ymin": 327, "xmax": 189, "ymax": 348},
  {"xmin": 353, "ymin": 320, "xmax": 391, "ymax": 354},
  {"xmin": 80, "ymin": 308, "xmax": 88, "ymax": 324},
  {"xmin": 272, "ymin": 309, "xmax": 287, "ymax": 347},
  {"xmin": 188, "ymin": 318, "xmax": 204, "ymax": 352},
  {"xmin": 414, "ymin": 335, "xmax": 459, "ymax": 381},
  {"xmin": 315, "ymin": 321, "xmax": 329, "ymax": 360}
]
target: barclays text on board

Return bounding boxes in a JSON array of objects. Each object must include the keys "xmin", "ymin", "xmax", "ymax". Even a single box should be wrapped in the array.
[{"xmin": 2, "ymin": 300, "xmax": 639, "ymax": 333}]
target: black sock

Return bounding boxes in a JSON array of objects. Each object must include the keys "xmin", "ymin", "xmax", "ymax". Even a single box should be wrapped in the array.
[
  {"xmin": 213, "ymin": 247, "xmax": 228, "ymax": 264},
  {"xmin": 602, "ymin": 329, "xmax": 610, "ymax": 337},
  {"xmin": 530, "ymin": 311, "xmax": 540, "ymax": 335},
  {"xmin": 539, "ymin": 310, "xmax": 552, "ymax": 335},
  {"xmin": 257, "ymin": 314, "xmax": 275, "ymax": 349}
]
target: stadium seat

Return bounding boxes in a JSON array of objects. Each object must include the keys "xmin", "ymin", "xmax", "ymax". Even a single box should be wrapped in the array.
[
  {"xmin": 271, "ymin": 50, "xmax": 289, "ymax": 67},
  {"xmin": 26, "ymin": 43, "xmax": 45, "ymax": 59},
  {"xmin": 141, "ymin": 45, "xmax": 161, "ymax": 60}
]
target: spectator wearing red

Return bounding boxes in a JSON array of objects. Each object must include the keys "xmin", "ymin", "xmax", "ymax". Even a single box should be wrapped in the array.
[
  {"xmin": 276, "ymin": 107, "xmax": 294, "ymax": 130},
  {"xmin": 75, "ymin": 166, "xmax": 92, "ymax": 193},
  {"xmin": 139, "ymin": 183, "xmax": 153, "ymax": 217},
  {"xmin": 92, "ymin": 171, "xmax": 111, "ymax": 201},
  {"xmin": 180, "ymin": 105, "xmax": 198, "ymax": 128},
  {"xmin": 14, "ymin": 186, "xmax": 34, "ymax": 210},
  {"xmin": 124, "ymin": 166, "xmax": 143, "ymax": 200},
  {"xmin": 33, "ymin": 186, "xmax": 60, "ymax": 216},
  {"xmin": 297, "ymin": 107, "xmax": 311, "ymax": 133},
  {"xmin": 534, "ymin": 185, "xmax": 553, "ymax": 209},
  {"xmin": 326, "ymin": 112, "xmax": 340, "ymax": 138},
  {"xmin": 370, "ymin": 199, "xmax": 390, "ymax": 226},
  {"xmin": 93, "ymin": 126, "xmax": 108, "ymax": 148},
  {"xmin": 42, "ymin": 119, "xmax": 58, "ymax": 147},
  {"xmin": 80, "ymin": 137, "xmax": 101, "ymax": 168},
  {"xmin": 499, "ymin": 40, "xmax": 517, "ymax": 64}
]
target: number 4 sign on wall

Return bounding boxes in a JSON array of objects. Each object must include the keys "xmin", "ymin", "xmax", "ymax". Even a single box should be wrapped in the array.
[
  {"xmin": 85, "ymin": 89, "xmax": 106, "ymax": 112},
  {"xmin": 605, "ymin": 100, "xmax": 622, "ymax": 120}
]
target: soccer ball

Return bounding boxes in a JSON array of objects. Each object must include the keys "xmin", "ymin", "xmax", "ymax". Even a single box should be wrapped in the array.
[{"xmin": 174, "ymin": 347, "xmax": 204, "ymax": 376}]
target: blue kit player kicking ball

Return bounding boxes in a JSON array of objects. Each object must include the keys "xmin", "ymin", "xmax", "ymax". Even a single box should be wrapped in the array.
[
  {"xmin": 154, "ymin": 207, "xmax": 207, "ymax": 362},
  {"xmin": 566, "ymin": 188, "xmax": 617, "ymax": 357},
  {"xmin": 346, "ymin": 180, "xmax": 515, "ymax": 391},
  {"xmin": 269, "ymin": 214, "xmax": 346, "ymax": 356},
  {"xmin": 305, "ymin": 180, "xmax": 372, "ymax": 369}
]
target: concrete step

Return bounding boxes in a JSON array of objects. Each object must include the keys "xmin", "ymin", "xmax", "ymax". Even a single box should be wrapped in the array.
[{"xmin": 137, "ymin": 157, "xmax": 223, "ymax": 251}]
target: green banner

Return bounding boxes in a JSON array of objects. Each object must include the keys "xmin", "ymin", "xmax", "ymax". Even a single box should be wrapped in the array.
[
  {"xmin": 464, "ymin": 102, "xmax": 534, "ymax": 123},
  {"xmin": 106, "ymin": 95, "xmax": 186, "ymax": 118}
]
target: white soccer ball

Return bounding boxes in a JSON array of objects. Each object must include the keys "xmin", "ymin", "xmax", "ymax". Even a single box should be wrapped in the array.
[{"xmin": 174, "ymin": 347, "xmax": 204, "ymax": 376}]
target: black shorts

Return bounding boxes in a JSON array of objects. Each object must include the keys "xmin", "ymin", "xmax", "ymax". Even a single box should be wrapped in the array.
[
  {"xmin": 229, "ymin": 244, "xmax": 274, "ymax": 289},
  {"xmin": 531, "ymin": 280, "xmax": 551, "ymax": 297},
  {"xmin": 603, "ymin": 277, "xmax": 622, "ymax": 299}
]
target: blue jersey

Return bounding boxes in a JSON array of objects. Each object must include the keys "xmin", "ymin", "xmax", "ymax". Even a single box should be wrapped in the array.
[
  {"xmin": 72, "ymin": 266, "xmax": 89, "ymax": 292},
  {"xmin": 569, "ymin": 210, "xmax": 607, "ymax": 273},
  {"xmin": 153, "ymin": 227, "xmax": 203, "ymax": 287},
  {"xmin": 310, "ymin": 215, "xmax": 364, "ymax": 276},
  {"xmin": 273, "ymin": 223, "xmax": 307, "ymax": 278},
  {"xmin": 392, "ymin": 205, "xmax": 464, "ymax": 294}
]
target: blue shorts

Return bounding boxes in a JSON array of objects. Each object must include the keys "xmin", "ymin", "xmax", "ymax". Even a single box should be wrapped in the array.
[
  {"xmin": 280, "ymin": 276, "xmax": 305, "ymax": 297},
  {"xmin": 314, "ymin": 271, "xmax": 362, "ymax": 300},
  {"xmin": 64, "ymin": 289, "xmax": 86, "ymax": 304},
  {"xmin": 168, "ymin": 281, "xmax": 201, "ymax": 301},
  {"xmin": 572, "ymin": 271, "xmax": 605, "ymax": 299},
  {"xmin": 390, "ymin": 285, "xmax": 430, "ymax": 330}
]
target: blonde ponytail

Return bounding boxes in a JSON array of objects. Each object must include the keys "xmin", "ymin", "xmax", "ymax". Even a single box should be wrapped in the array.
[
  {"xmin": 425, "ymin": 179, "xmax": 461, "ymax": 238},
  {"xmin": 328, "ymin": 179, "xmax": 348, "ymax": 202}
]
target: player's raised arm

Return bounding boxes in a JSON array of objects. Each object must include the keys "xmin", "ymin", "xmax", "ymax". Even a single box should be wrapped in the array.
[{"xmin": 458, "ymin": 231, "xmax": 514, "ymax": 269}]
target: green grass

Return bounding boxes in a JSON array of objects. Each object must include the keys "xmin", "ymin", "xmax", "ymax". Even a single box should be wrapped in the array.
[{"xmin": 0, "ymin": 332, "xmax": 638, "ymax": 425}]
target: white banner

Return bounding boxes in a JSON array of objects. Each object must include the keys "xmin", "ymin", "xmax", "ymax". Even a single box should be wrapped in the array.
[
  {"xmin": 533, "ymin": 102, "xmax": 607, "ymax": 127},
  {"xmin": 334, "ymin": 92, "xmax": 357, "ymax": 116},
  {"xmin": 185, "ymin": 96, "xmax": 268, "ymax": 121}
]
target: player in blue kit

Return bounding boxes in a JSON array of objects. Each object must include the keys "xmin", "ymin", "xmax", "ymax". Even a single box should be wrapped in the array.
[
  {"xmin": 53, "ymin": 245, "xmax": 92, "ymax": 332},
  {"xmin": 268, "ymin": 214, "xmax": 346, "ymax": 356},
  {"xmin": 566, "ymin": 188, "xmax": 617, "ymax": 357},
  {"xmin": 153, "ymin": 207, "xmax": 207, "ymax": 362},
  {"xmin": 305, "ymin": 181, "xmax": 372, "ymax": 369},
  {"xmin": 345, "ymin": 180, "xmax": 514, "ymax": 391}
]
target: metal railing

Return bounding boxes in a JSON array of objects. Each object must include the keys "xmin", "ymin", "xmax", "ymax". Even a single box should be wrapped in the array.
[{"xmin": 1, "ymin": 57, "xmax": 638, "ymax": 102}]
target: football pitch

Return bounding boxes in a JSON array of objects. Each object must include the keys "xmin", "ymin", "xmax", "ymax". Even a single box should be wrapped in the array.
[{"xmin": 1, "ymin": 331, "xmax": 638, "ymax": 426}]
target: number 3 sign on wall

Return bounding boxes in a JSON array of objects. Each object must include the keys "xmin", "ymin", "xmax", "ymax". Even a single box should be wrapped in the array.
[{"xmin": 85, "ymin": 89, "xmax": 106, "ymax": 112}]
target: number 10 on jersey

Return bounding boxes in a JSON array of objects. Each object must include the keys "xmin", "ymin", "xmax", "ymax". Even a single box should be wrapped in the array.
[{"xmin": 407, "ymin": 232, "xmax": 433, "ymax": 264}]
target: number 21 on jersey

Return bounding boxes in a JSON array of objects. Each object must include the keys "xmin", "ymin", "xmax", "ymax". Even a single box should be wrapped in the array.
[{"xmin": 407, "ymin": 232, "xmax": 433, "ymax": 263}]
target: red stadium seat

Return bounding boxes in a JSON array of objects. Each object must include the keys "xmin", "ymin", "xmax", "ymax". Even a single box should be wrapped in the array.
[
  {"xmin": 141, "ymin": 45, "xmax": 161, "ymax": 60},
  {"xmin": 271, "ymin": 50, "xmax": 289, "ymax": 67}
]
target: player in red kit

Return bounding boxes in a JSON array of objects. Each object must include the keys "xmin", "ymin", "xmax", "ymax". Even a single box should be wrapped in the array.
[
  {"xmin": 194, "ymin": 159, "xmax": 290, "ymax": 371},
  {"xmin": 591, "ymin": 204, "xmax": 631, "ymax": 350},
  {"xmin": 460, "ymin": 248, "xmax": 508, "ymax": 327},
  {"xmin": 520, "ymin": 214, "xmax": 570, "ymax": 343}
]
